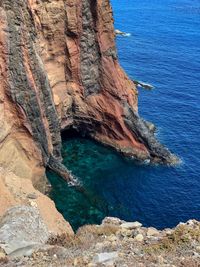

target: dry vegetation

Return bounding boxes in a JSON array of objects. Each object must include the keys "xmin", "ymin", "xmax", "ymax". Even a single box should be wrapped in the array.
[{"xmin": 1, "ymin": 220, "xmax": 200, "ymax": 267}]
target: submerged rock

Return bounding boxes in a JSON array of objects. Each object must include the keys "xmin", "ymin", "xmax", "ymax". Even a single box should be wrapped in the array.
[{"xmin": 133, "ymin": 80, "xmax": 155, "ymax": 90}]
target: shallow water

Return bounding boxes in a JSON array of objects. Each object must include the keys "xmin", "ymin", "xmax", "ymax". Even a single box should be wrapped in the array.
[{"xmin": 47, "ymin": 0, "xmax": 200, "ymax": 230}]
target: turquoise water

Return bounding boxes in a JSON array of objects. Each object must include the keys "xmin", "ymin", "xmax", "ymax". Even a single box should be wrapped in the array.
[{"xmin": 47, "ymin": 0, "xmax": 200, "ymax": 230}]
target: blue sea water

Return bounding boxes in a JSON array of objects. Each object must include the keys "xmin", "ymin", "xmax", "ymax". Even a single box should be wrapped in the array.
[{"xmin": 47, "ymin": 0, "xmax": 200, "ymax": 230}]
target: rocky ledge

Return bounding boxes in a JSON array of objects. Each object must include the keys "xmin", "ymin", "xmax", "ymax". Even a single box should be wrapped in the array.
[{"xmin": 0, "ymin": 207, "xmax": 199, "ymax": 267}]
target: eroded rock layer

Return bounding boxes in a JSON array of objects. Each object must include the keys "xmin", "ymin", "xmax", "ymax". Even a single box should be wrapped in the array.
[{"xmin": 0, "ymin": 0, "xmax": 177, "ymax": 183}]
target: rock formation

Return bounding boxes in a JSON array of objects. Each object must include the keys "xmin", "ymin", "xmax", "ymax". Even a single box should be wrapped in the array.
[
  {"xmin": 0, "ymin": 2, "xmax": 195, "ymax": 266},
  {"xmin": 0, "ymin": 167, "xmax": 73, "ymax": 236},
  {"xmin": 0, "ymin": 0, "xmax": 178, "ymax": 188}
]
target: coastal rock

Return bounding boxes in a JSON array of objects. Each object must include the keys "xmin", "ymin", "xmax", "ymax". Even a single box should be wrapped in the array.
[
  {"xmin": 115, "ymin": 29, "xmax": 127, "ymax": 36},
  {"xmin": 0, "ymin": 168, "xmax": 74, "ymax": 237},
  {"xmin": 121, "ymin": 221, "xmax": 142, "ymax": 229},
  {"xmin": 102, "ymin": 217, "xmax": 124, "ymax": 225},
  {"xmin": 93, "ymin": 252, "xmax": 118, "ymax": 264},
  {"xmin": 27, "ymin": 193, "xmax": 38, "ymax": 200},
  {"xmin": 0, "ymin": 206, "xmax": 49, "ymax": 254},
  {"xmin": 147, "ymin": 227, "xmax": 160, "ymax": 236},
  {"xmin": 134, "ymin": 234, "xmax": 144, "ymax": 242}
]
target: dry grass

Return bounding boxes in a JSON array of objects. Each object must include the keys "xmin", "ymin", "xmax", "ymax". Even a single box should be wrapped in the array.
[
  {"xmin": 77, "ymin": 223, "xmax": 119, "ymax": 237},
  {"xmin": 47, "ymin": 223, "xmax": 119, "ymax": 250},
  {"xmin": 144, "ymin": 224, "xmax": 200, "ymax": 254}
]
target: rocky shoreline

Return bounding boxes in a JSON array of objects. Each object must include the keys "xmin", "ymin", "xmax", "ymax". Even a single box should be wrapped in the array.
[{"xmin": 0, "ymin": 206, "xmax": 199, "ymax": 267}]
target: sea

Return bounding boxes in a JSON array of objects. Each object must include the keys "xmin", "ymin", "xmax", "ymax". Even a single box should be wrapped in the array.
[{"xmin": 47, "ymin": 0, "xmax": 200, "ymax": 231}]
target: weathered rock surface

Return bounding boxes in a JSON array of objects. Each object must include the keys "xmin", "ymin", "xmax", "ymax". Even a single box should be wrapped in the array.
[
  {"xmin": 0, "ymin": 206, "xmax": 49, "ymax": 254},
  {"xmin": 93, "ymin": 251, "xmax": 118, "ymax": 264},
  {"xmin": 0, "ymin": 168, "xmax": 73, "ymax": 237},
  {"xmin": 121, "ymin": 221, "xmax": 142, "ymax": 229},
  {"xmin": 0, "ymin": 0, "xmax": 177, "ymax": 190}
]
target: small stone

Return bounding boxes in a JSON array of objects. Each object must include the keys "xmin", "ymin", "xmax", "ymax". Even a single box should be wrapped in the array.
[
  {"xmin": 178, "ymin": 222, "xmax": 185, "ymax": 227},
  {"xmin": 187, "ymin": 220, "xmax": 194, "ymax": 226},
  {"xmin": 95, "ymin": 242, "xmax": 104, "ymax": 250},
  {"xmin": 165, "ymin": 230, "xmax": 173, "ymax": 236},
  {"xmin": 108, "ymin": 235, "xmax": 117, "ymax": 242},
  {"xmin": 30, "ymin": 201, "xmax": 38, "ymax": 208},
  {"xmin": 103, "ymin": 241, "xmax": 111, "ymax": 247},
  {"xmin": 120, "ymin": 229, "xmax": 133, "ymax": 237},
  {"xmin": 102, "ymin": 217, "xmax": 123, "ymax": 225},
  {"xmin": 112, "ymin": 241, "xmax": 117, "ymax": 247},
  {"xmin": 27, "ymin": 193, "xmax": 38, "ymax": 199},
  {"xmin": 9, "ymin": 245, "xmax": 38, "ymax": 258},
  {"xmin": 93, "ymin": 252, "xmax": 118, "ymax": 264},
  {"xmin": 147, "ymin": 228, "xmax": 159, "ymax": 236},
  {"xmin": 134, "ymin": 234, "xmax": 144, "ymax": 242},
  {"xmin": 193, "ymin": 252, "xmax": 199, "ymax": 258},
  {"xmin": 74, "ymin": 258, "xmax": 78, "ymax": 266},
  {"xmin": 196, "ymin": 246, "xmax": 200, "ymax": 252},
  {"xmin": 157, "ymin": 255, "xmax": 164, "ymax": 264},
  {"xmin": 0, "ymin": 251, "xmax": 6, "ymax": 260},
  {"xmin": 121, "ymin": 222, "xmax": 142, "ymax": 230}
]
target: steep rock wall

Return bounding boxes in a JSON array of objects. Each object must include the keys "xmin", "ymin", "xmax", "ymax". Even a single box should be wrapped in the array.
[{"xmin": 0, "ymin": 0, "xmax": 177, "ymax": 184}]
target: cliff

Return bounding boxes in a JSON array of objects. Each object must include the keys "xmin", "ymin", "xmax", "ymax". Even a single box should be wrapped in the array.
[
  {"xmin": 0, "ymin": 0, "xmax": 177, "ymax": 187},
  {"xmin": 0, "ymin": 1, "xmax": 196, "ymax": 266}
]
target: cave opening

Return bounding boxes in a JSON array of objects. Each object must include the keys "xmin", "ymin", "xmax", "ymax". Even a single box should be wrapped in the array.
[{"xmin": 46, "ymin": 123, "xmax": 193, "ymax": 233}]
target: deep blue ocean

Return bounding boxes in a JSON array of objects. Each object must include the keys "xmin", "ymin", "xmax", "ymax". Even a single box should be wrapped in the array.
[{"xmin": 47, "ymin": 0, "xmax": 200, "ymax": 231}]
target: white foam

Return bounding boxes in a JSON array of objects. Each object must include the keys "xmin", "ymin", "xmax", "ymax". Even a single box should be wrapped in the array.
[{"xmin": 124, "ymin": 33, "xmax": 131, "ymax": 37}]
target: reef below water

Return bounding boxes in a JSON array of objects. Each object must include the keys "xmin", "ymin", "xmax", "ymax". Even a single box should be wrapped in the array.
[{"xmin": 46, "ymin": 132, "xmax": 199, "ymax": 231}]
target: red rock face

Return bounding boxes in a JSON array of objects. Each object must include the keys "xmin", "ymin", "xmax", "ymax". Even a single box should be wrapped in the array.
[{"xmin": 0, "ymin": 0, "xmax": 177, "ymax": 182}]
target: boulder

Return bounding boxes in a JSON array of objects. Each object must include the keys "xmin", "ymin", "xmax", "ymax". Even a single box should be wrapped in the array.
[
  {"xmin": 121, "ymin": 221, "xmax": 142, "ymax": 230},
  {"xmin": 102, "ymin": 217, "xmax": 124, "ymax": 225},
  {"xmin": 147, "ymin": 227, "xmax": 160, "ymax": 236},
  {"xmin": 0, "ymin": 206, "xmax": 50, "ymax": 254},
  {"xmin": 134, "ymin": 234, "xmax": 144, "ymax": 242},
  {"xmin": 93, "ymin": 252, "xmax": 118, "ymax": 264}
]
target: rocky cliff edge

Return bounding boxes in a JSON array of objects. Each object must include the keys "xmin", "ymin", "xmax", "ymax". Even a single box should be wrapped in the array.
[{"xmin": 0, "ymin": 0, "xmax": 178, "ymax": 186}]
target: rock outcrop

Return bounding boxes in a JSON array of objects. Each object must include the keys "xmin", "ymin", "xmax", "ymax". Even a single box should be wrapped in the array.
[
  {"xmin": 0, "ymin": 206, "xmax": 50, "ymax": 254},
  {"xmin": 0, "ymin": 0, "xmax": 177, "ymax": 187},
  {"xmin": 0, "ymin": 167, "xmax": 73, "ymax": 236}
]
